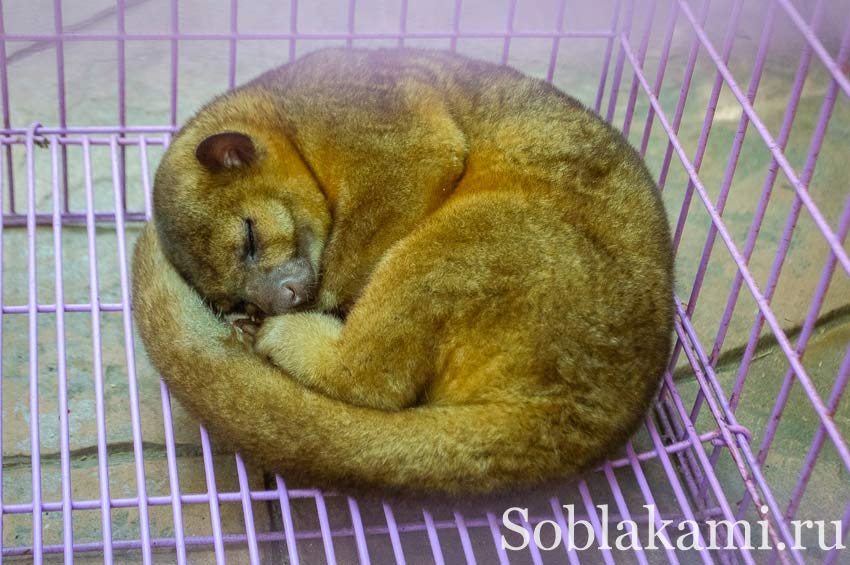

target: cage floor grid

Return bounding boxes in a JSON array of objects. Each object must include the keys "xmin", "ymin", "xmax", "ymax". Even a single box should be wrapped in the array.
[
  {"xmin": 3, "ymin": 129, "xmax": 760, "ymax": 563},
  {"xmin": 1, "ymin": 0, "xmax": 850, "ymax": 563}
]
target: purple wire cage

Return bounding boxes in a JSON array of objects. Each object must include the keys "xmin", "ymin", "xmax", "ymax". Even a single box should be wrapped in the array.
[{"xmin": 0, "ymin": 0, "xmax": 848, "ymax": 563}]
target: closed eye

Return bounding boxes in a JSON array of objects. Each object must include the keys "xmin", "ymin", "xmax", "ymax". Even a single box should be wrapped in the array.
[{"xmin": 244, "ymin": 218, "xmax": 257, "ymax": 260}]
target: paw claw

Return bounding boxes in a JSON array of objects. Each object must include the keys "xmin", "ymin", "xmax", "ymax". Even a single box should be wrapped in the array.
[
  {"xmin": 232, "ymin": 318, "xmax": 261, "ymax": 351},
  {"xmin": 234, "ymin": 318, "xmax": 260, "ymax": 336}
]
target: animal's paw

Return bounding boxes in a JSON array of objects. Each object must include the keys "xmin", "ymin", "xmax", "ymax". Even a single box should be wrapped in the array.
[
  {"xmin": 231, "ymin": 318, "xmax": 260, "ymax": 347},
  {"xmin": 252, "ymin": 312, "xmax": 344, "ymax": 385}
]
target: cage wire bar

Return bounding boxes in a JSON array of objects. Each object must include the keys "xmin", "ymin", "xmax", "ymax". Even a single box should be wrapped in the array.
[{"xmin": 0, "ymin": 0, "xmax": 847, "ymax": 562}]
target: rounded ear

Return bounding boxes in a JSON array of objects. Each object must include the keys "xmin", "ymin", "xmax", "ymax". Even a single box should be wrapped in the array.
[{"xmin": 195, "ymin": 132, "xmax": 256, "ymax": 172}]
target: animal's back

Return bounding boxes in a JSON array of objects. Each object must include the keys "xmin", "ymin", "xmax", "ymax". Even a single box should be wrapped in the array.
[{"xmin": 243, "ymin": 47, "xmax": 673, "ymax": 297}]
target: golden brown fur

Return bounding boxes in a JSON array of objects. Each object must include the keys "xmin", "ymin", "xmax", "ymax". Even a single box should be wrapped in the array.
[{"xmin": 132, "ymin": 48, "xmax": 674, "ymax": 494}]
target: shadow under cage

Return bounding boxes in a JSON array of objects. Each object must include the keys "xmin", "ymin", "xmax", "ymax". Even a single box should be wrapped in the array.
[{"xmin": 0, "ymin": 0, "xmax": 849, "ymax": 563}]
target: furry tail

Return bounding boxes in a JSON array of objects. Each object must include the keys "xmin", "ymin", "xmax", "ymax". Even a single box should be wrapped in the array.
[{"xmin": 132, "ymin": 224, "xmax": 580, "ymax": 493}]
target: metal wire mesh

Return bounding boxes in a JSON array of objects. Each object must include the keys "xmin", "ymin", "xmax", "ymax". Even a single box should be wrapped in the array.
[{"xmin": 0, "ymin": 0, "xmax": 848, "ymax": 562}]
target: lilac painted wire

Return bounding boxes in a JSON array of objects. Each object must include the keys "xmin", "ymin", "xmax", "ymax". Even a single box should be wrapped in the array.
[
  {"xmin": 654, "ymin": 388, "xmax": 704, "ymax": 506},
  {"xmin": 640, "ymin": 53, "xmax": 804, "ymax": 540},
  {"xmin": 676, "ymin": 0, "xmax": 850, "ymax": 277},
  {"xmin": 50, "ymin": 137, "xmax": 73, "ymax": 565},
  {"xmin": 397, "ymin": 0, "xmax": 408, "ymax": 48},
  {"xmin": 0, "ymin": 125, "xmax": 175, "ymax": 135},
  {"xmin": 620, "ymin": 0, "xmax": 655, "ymax": 138},
  {"xmin": 347, "ymin": 496, "xmax": 371, "ymax": 564},
  {"xmin": 0, "ymin": 530, "xmax": 312, "ymax": 557},
  {"xmin": 745, "ymin": 1, "xmax": 850, "ymax": 383},
  {"xmin": 169, "ymin": 0, "xmax": 178, "ymax": 126},
  {"xmin": 52, "ymin": 0, "xmax": 69, "ymax": 214},
  {"xmin": 500, "ymin": 0, "xmax": 518, "ymax": 66},
  {"xmin": 109, "ymin": 137, "xmax": 153, "ymax": 564},
  {"xmin": 669, "ymin": 0, "xmax": 744, "ymax": 258},
  {"xmin": 656, "ymin": 342, "xmax": 706, "ymax": 507},
  {"xmin": 384, "ymin": 503, "xmax": 406, "ymax": 564},
  {"xmin": 3, "ymin": 214, "xmax": 147, "ymax": 228},
  {"xmin": 0, "ymin": 138, "xmax": 4, "ymax": 558},
  {"xmin": 0, "ymin": 520, "xmax": 684, "ymax": 559},
  {"xmin": 624, "ymin": 442, "xmax": 679, "ymax": 563},
  {"xmin": 289, "ymin": 0, "xmax": 298, "ymax": 61},
  {"xmin": 548, "ymin": 498, "xmax": 581, "ymax": 564},
  {"xmin": 142, "ymin": 240, "xmax": 186, "ymax": 565},
  {"xmin": 3, "ymin": 302, "xmax": 126, "ymax": 314},
  {"xmin": 602, "ymin": 463, "xmax": 649, "ymax": 563},
  {"xmin": 25, "ymin": 125, "xmax": 44, "ymax": 564},
  {"xmin": 6, "ymin": 491, "xmax": 325, "ymax": 514},
  {"xmin": 0, "ymin": 29, "xmax": 615, "ymax": 42},
  {"xmin": 141, "ymin": 135, "xmax": 188, "ymax": 565},
  {"xmin": 0, "ymin": 499, "xmax": 745, "ymax": 557},
  {"xmin": 81, "ymin": 136, "xmax": 114, "ymax": 563},
  {"xmin": 0, "ymin": 526, "xmax": 394, "ymax": 558},
  {"xmin": 486, "ymin": 511, "xmax": 510, "ymax": 565},
  {"xmin": 346, "ymin": 0, "xmax": 356, "ymax": 48},
  {"xmin": 6, "ymin": 482, "xmax": 738, "ymax": 516},
  {"xmin": 229, "ymin": 0, "xmax": 238, "ymax": 89},
  {"xmin": 313, "ymin": 492, "xmax": 337, "ymax": 563},
  {"xmin": 577, "ymin": 481, "xmax": 615, "ymax": 565},
  {"xmin": 643, "ymin": 417, "xmax": 713, "ymax": 565},
  {"xmin": 199, "ymin": 426, "xmax": 226, "ymax": 562},
  {"xmin": 139, "ymin": 136, "xmax": 153, "ymax": 223},
  {"xmin": 644, "ymin": 0, "xmax": 726, "ymax": 485},
  {"xmin": 638, "ymin": 1, "xmax": 679, "ymax": 157},
  {"xmin": 756, "ymin": 195, "xmax": 850, "ymax": 522},
  {"xmin": 519, "ymin": 513, "xmax": 543, "ymax": 565},
  {"xmin": 0, "ymin": 5, "xmax": 16, "ymax": 214},
  {"xmin": 657, "ymin": 364, "xmax": 760, "ymax": 563},
  {"xmin": 659, "ymin": 315, "xmax": 775, "ymax": 555},
  {"xmin": 655, "ymin": 0, "xmax": 712, "ymax": 192},
  {"xmin": 724, "ymin": 1, "xmax": 850, "ymax": 413},
  {"xmin": 684, "ymin": 0, "xmax": 781, "ymax": 436},
  {"xmin": 676, "ymin": 336, "xmax": 801, "ymax": 563},
  {"xmin": 452, "ymin": 510, "xmax": 475, "ymax": 564},
  {"xmin": 594, "ymin": 0, "xmax": 621, "ymax": 113},
  {"xmin": 612, "ymin": 2, "xmax": 724, "ymax": 524},
  {"xmin": 545, "ymin": 0, "xmax": 568, "ymax": 84},
  {"xmin": 786, "ymin": 341, "xmax": 850, "ymax": 521},
  {"xmin": 0, "ymin": 418, "xmax": 726, "ymax": 506},
  {"xmin": 140, "ymin": 133, "xmax": 185, "ymax": 562},
  {"xmin": 274, "ymin": 475, "xmax": 300, "ymax": 564},
  {"xmin": 423, "ymin": 509, "xmax": 446, "ymax": 564},
  {"xmin": 708, "ymin": 0, "xmax": 825, "ymax": 378},
  {"xmin": 777, "ymin": 0, "xmax": 850, "ymax": 100},
  {"xmin": 604, "ymin": 0, "xmax": 633, "ymax": 124},
  {"xmin": 620, "ymin": 33, "xmax": 850, "ymax": 475},
  {"xmin": 117, "ymin": 0, "xmax": 126, "ymax": 129},
  {"xmin": 672, "ymin": 306, "xmax": 801, "ymax": 561},
  {"xmin": 730, "ymin": 11, "xmax": 850, "ymax": 485},
  {"xmin": 449, "ymin": 0, "xmax": 462, "ymax": 52},
  {"xmin": 235, "ymin": 455, "xmax": 260, "ymax": 564}
]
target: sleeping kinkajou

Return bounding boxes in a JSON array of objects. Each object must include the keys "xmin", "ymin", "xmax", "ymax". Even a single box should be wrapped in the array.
[{"xmin": 133, "ymin": 47, "xmax": 674, "ymax": 494}]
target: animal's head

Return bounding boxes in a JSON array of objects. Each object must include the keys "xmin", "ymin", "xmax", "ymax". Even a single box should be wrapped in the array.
[{"xmin": 153, "ymin": 125, "xmax": 331, "ymax": 316}]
